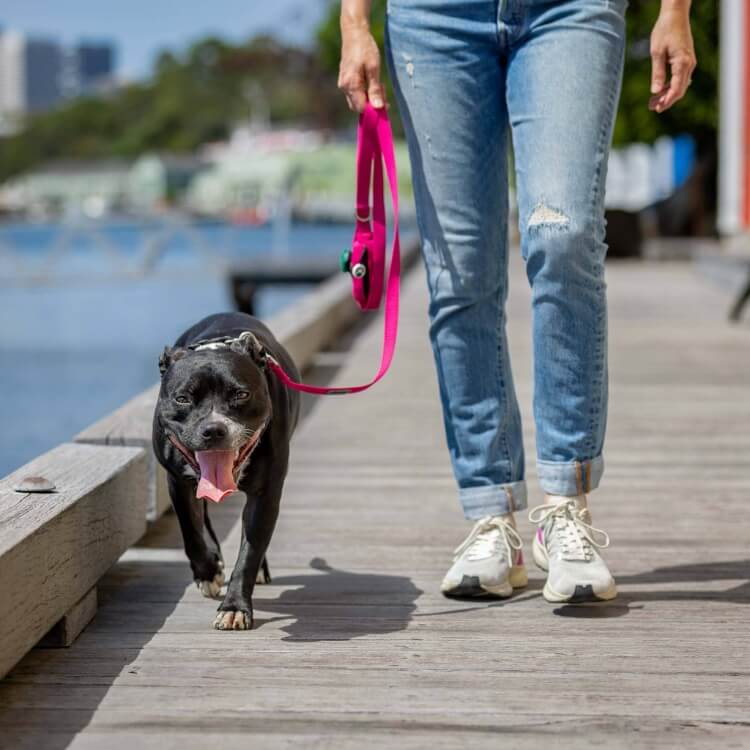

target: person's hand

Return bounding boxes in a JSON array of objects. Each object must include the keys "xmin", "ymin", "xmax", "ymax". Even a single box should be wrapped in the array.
[
  {"xmin": 338, "ymin": 18, "xmax": 386, "ymax": 112},
  {"xmin": 649, "ymin": 3, "xmax": 696, "ymax": 113}
]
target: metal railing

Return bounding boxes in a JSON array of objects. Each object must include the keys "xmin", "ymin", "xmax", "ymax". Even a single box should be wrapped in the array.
[{"xmin": 0, "ymin": 215, "xmax": 230, "ymax": 286}]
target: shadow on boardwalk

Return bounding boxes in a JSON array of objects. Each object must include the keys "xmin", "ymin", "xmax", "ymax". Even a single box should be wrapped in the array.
[{"xmin": 553, "ymin": 558, "xmax": 750, "ymax": 619}]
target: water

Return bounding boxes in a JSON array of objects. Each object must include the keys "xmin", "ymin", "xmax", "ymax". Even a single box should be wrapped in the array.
[{"xmin": 0, "ymin": 219, "xmax": 357, "ymax": 476}]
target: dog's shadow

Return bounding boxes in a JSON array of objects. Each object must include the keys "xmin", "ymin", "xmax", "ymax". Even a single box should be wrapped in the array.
[{"xmin": 255, "ymin": 557, "xmax": 423, "ymax": 642}]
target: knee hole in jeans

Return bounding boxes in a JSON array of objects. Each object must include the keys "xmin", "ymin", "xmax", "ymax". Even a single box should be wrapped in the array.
[{"xmin": 526, "ymin": 203, "xmax": 570, "ymax": 230}]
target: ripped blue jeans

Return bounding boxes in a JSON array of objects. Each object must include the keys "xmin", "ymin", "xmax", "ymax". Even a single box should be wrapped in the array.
[{"xmin": 385, "ymin": 0, "xmax": 627, "ymax": 518}]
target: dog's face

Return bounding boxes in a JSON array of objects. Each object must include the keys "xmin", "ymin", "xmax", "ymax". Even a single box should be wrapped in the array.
[{"xmin": 156, "ymin": 336, "xmax": 272, "ymax": 502}]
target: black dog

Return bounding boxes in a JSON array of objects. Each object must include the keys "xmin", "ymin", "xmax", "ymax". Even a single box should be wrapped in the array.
[{"xmin": 152, "ymin": 312, "xmax": 300, "ymax": 630}]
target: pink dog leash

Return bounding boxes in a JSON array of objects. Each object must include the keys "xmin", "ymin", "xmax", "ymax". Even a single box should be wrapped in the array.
[{"xmin": 266, "ymin": 104, "xmax": 401, "ymax": 395}]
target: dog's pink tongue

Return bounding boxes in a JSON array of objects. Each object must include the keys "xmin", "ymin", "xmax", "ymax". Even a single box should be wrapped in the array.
[{"xmin": 195, "ymin": 450, "xmax": 237, "ymax": 503}]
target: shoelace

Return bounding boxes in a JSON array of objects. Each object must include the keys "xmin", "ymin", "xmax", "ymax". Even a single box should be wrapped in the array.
[
  {"xmin": 453, "ymin": 516, "xmax": 523, "ymax": 563},
  {"xmin": 528, "ymin": 499, "xmax": 610, "ymax": 561}
]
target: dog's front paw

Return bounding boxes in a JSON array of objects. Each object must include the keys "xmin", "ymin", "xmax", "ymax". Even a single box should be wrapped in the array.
[
  {"xmin": 213, "ymin": 609, "xmax": 253, "ymax": 631},
  {"xmin": 196, "ymin": 568, "xmax": 225, "ymax": 599}
]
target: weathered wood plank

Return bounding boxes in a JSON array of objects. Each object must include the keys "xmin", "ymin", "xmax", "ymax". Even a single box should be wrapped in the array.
[
  {"xmin": 38, "ymin": 587, "xmax": 98, "ymax": 648},
  {"xmin": 2, "ymin": 715, "xmax": 746, "ymax": 750},
  {"xmin": 74, "ymin": 385, "xmax": 170, "ymax": 522},
  {"xmin": 0, "ymin": 443, "xmax": 147, "ymax": 678}
]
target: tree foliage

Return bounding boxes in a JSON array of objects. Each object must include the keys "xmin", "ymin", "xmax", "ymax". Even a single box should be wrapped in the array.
[
  {"xmin": 0, "ymin": 1, "xmax": 718, "ymax": 184},
  {"xmin": 0, "ymin": 35, "xmax": 346, "ymax": 183}
]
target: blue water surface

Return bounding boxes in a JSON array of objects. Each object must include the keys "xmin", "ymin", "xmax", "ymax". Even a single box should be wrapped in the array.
[{"xmin": 0, "ymin": 219, "xmax": 357, "ymax": 475}]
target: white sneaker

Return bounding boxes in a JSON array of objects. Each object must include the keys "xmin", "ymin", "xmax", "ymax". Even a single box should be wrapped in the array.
[
  {"xmin": 441, "ymin": 515, "xmax": 528, "ymax": 598},
  {"xmin": 529, "ymin": 496, "xmax": 617, "ymax": 603}
]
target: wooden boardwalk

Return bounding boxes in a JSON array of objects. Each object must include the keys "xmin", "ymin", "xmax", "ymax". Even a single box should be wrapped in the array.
[{"xmin": 1, "ymin": 257, "xmax": 748, "ymax": 749}]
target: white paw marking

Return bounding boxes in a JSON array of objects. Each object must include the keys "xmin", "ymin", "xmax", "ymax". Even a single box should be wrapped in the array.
[
  {"xmin": 213, "ymin": 610, "xmax": 252, "ymax": 631},
  {"xmin": 197, "ymin": 569, "xmax": 225, "ymax": 599}
]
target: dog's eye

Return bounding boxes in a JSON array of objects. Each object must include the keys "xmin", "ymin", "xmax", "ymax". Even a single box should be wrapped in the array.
[
  {"xmin": 174, "ymin": 394, "xmax": 191, "ymax": 405},
  {"xmin": 234, "ymin": 390, "xmax": 250, "ymax": 401}
]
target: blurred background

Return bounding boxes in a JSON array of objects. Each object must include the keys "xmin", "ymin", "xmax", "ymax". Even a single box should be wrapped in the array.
[{"xmin": 0, "ymin": 1, "xmax": 746, "ymax": 476}]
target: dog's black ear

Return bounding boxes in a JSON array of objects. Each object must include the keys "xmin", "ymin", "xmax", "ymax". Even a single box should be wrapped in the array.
[
  {"xmin": 230, "ymin": 332, "xmax": 267, "ymax": 368},
  {"xmin": 159, "ymin": 346, "xmax": 187, "ymax": 377}
]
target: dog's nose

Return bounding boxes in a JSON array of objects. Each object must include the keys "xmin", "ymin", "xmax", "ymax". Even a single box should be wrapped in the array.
[{"xmin": 200, "ymin": 421, "xmax": 229, "ymax": 442}]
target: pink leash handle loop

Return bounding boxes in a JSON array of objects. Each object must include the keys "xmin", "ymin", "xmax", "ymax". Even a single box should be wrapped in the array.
[
  {"xmin": 351, "ymin": 106, "xmax": 386, "ymax": 310},
  {"xmin": 267, "ymin": 104, "xmax": 401, "ymax": 395}
]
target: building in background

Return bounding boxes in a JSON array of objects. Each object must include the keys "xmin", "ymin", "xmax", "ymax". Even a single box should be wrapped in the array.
[
  {"xmin": 76, "ymin": 43, "xmax": 114, "ymax": 87},
  {"xmin": 0, "ymin": 159, "xmax": 131, "ymax": 218},
  {"xmin": 61, "ymin": 42, "xmax": 116, "ymax": 99},
  {"xmin": 0, "ymin": 29, "xmax": 115, "ymax": 131},
  {"xmin": 24, "ymin": 37, "xmax": 63, "ymax": 113},
  {"xmin": 0, "ymin": 154, "xmax": 204, "ymax": 218},
  {"xmin": 0, "ymin": 31, "xmax": 26, "ymax": 132},
  {"xmin": 127, "ymin": 154, "xmax": 206, "ymax": 213},
  {"xmin": 0, "ymin": 31, "xmax": 63, "ymax": 118}
]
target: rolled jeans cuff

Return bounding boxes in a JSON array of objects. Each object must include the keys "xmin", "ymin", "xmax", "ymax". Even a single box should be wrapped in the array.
[
  {"xmin": 459, "ymin": 480, "xmax": 528, "ymax": 520},
  {"xmin": 536, "ymin": 455, "xmax": 604, "ymax": 496}
]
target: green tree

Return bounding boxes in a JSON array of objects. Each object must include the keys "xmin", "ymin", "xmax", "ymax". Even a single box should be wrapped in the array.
[
  {"xmin": 614, "ymin": 0, "xmax": 718, "ymax": 155},
  {"xmin": 0, "ymin": 34, "xmax": 345, "ymax": 183},
  {"xmin": 0, "ymin": 2, "xmax": 718, "ymax": 185}
]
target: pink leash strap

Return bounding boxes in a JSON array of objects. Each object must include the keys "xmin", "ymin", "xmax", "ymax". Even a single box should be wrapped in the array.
[{"xmin": 266, "ymin": 104, "xmax": 401, "ymax": 395}]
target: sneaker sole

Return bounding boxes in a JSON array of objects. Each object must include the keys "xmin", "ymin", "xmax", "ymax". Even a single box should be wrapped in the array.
[
  {"xmin": 532, "ymin": 536, "xmax": 617, "ymax": 603},
  {"xmin": 442, "ymin": 565, "xmax": 528, "ymax": 599}
]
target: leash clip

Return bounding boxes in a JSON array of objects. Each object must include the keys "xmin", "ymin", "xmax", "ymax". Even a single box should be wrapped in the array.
[{"xmin": 263, "ymin": 352, "xmax": 281, "ymax": 368}]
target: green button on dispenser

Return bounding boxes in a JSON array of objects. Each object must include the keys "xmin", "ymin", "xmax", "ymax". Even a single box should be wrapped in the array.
[{"xmin": 339, "ymin": 249, "xmax": 352, "ymax": 273}]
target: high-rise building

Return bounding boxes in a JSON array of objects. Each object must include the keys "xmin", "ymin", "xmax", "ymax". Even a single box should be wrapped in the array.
[
  {"xmin": 61, "ymin": 42, "xmax": 116, "ymax": 98},
  {"xmin": 0, "ymin": 31, "xmax": 63, "ymax": 117},
  {"xmin": 76, "ymin": 43, "xmax": 114, "ymax": 89},
  {"xmin": 0, "ymin": 30, "xmax": 115, "ymax": 126},
  {"xmin": 24, "ymin": 37, "xmax": 63, "ymax": 112},
  {"xmin": 0, "ymin": 31, "xmax": 26, "ymax": 118}
]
